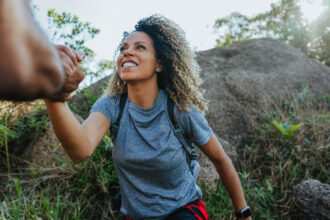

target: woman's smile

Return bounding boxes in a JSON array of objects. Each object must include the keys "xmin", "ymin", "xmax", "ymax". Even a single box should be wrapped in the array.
[{"xmin": 121, "ymin": 60, "xmax": 138, "ymax": 70}]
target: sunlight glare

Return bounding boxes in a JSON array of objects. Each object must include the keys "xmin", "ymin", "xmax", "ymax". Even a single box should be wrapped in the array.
[{"xmin": 300, "ymin": 0, "xmax": 326, "ymax": 21}]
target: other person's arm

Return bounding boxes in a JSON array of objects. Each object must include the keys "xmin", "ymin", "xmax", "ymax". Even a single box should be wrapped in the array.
[{"xmin": 0, "ymin": 0, "xmax": 65, "ymax": 100}]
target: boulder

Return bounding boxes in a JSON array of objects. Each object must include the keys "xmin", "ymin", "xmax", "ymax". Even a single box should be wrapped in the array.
[
  {"xmin": 293, "ymin": 179, "xmax": 330, "ymax": 220},
  {"xmin": 197, "ymin": 38, "xmax": 330, "ymax": 142}
]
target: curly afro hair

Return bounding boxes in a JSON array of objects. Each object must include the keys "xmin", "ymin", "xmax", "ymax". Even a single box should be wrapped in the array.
[{"xmin": 107, "ymin": 14, "xmax": 208, "ymax": 113}]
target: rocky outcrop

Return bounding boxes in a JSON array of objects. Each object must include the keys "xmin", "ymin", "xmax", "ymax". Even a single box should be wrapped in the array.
[
  {"xmin": 293, "ymin": 179, "xmax": 330, "ymax": 220},
  {"xmin": 197, "ymin": 38, "xmax": 330, "ymax": 143}
]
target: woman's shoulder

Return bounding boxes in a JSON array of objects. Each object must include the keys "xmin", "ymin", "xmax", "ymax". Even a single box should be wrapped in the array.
[
  {"xmin": 89, "ymin": 93, "xmax": 125, "ymax": 124},
  {"xmin": 96, "ymin": 92, "xmax": 121, "ymax": 105}
]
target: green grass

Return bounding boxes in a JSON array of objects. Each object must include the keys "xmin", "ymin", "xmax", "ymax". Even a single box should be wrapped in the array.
[
  {"xmin": 1, "ymin": 89, "xmax": 328, "ymax": 219},
  {"xmin": 1, "ymin": 136, "xmax": 121, "ymax": 219}
]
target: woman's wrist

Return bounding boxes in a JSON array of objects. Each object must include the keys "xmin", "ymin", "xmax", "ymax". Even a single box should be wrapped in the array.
[{"xmin": 235, "ymin": 206, "xmax": 252, "ymax": 219}]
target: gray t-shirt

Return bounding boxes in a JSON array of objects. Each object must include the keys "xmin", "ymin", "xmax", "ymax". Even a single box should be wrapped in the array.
[{"xmin": 90, "ymin": 89, "xmax": 213, "ymax": 220}]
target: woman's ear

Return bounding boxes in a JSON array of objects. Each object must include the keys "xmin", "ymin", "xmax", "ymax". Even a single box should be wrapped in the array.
[{"xmin": 156, "ymin": 60, "xmax": 163, "ymax": 72}]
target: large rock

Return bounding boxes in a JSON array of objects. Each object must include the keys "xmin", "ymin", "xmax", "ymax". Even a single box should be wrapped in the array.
[
  {"xmin": 18, "ymin": 113, "xmax": 83, "ymax": 168},
  {"xmin": 293, "ymin": 179, "xmax": 330, "ymax": 220},
  {"xmin": 197, "ymin": 38, "xmax": 330, "ymax": 142}
]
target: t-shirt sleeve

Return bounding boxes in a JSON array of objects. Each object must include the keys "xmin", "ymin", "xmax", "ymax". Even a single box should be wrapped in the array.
[
  {"xmin": 89, "ymin": 95, "xmax": 119, "ymax": 125},
  {"xmin": 175, "ymin": 106, "xmax": 214, "ymax": 147}
]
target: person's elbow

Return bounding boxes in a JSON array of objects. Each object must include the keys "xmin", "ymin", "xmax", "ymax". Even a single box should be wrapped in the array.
[
  {"xmin": 71, "ymin": 152, "xmax": 92, "ymax": 164},
  {"xmin": 67, "ymin": 140, "xmax": 94, "ymax": 164}
]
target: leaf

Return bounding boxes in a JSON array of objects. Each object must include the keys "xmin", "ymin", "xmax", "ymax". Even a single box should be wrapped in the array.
[{"xmin": 272, "ymin": 120, "xmax": 303, "ymax": 138}]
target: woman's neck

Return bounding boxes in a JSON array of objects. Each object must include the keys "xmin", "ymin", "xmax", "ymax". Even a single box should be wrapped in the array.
[{"xmin": 127, "ymin": 80, "xmax": 160, "ymax": 109}]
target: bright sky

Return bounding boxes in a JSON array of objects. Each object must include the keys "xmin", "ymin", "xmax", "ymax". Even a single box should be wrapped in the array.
[{"xmin": 33, "ymin": 0, "xmax": 326, "ymax": 61}]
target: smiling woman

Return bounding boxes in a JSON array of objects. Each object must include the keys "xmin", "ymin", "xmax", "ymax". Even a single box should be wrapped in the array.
[{"xmin": 44, "ymin": 14, "xmax": 251, "ymax": 220}]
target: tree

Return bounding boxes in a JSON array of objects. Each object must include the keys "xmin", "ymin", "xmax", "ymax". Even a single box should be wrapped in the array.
[
  {"xmin": 214, "ymin": 0, "xmax": 330, "ymax": 66},
  {"xmin": 46, "ymin": 9, "xmax": 115, "ymax": 86},
  {"xmin": 308, "ymin": 1, "xmax": 330, "ymax": 65}
]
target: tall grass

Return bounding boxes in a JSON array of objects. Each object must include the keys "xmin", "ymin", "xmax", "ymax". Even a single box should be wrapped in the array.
[
  {"xmin": 0, "ymin": 114, "xmax": 14, "ymax": 175},
  {"xmin": 202, "ymin": 90, "xmax": 329, "ymax": 219},
  {"xmin": 1, "ymin": 136, "xmax": 121, "ymax": 219},
  {"xmin": 1, "ymin": 90, "xmax": 328, "ymax": 219}
]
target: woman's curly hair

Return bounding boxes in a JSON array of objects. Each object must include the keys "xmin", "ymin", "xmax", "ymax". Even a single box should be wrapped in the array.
[{"xmin": 107, "ymin": 14, "xmax": 208, "ymax": 113}]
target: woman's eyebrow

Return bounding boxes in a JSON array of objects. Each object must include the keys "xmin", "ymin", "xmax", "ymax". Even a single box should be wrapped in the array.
[
  {"xmin": 134, "ymin": 41, "xmax": 148, "ymax": 45},
  {"xmin": 121, "ymin": 41, "xmax": 148, "ymax": 47}
]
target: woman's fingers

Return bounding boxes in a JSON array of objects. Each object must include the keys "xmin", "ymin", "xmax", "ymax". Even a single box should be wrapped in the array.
[
  {"xmin": 75, "ymin": 52, "xmax": 85, "ymax": 62},
  {"xmin": 58, "ymin": 51, "xmax": 74, "ymax": 75},
  {"xmin": 55, "ymin": 44, "xmax": 83, "ymax": 65},
  {"xmin": 49, "ymin": 45, "xmax": 85, "ymax": 102}
]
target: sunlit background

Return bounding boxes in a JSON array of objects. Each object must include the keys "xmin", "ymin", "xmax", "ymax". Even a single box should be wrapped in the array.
[{"xmin": 33, "ymin": 0, "xmax": 327, "ymax": 61}]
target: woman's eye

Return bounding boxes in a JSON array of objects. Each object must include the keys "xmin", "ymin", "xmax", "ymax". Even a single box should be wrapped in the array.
[
  {"xmin": 137, "ymin": 45, "xmax": 145, "ymax": 50},
  {"xmin": 120, "ymin": 47, "xmax": 126, "ymax": 52}
]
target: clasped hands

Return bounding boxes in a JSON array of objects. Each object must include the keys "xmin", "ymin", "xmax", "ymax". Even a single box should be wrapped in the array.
[{"xmin": 48, "ymin": 45, "xmax": 85, "ymax": 102}]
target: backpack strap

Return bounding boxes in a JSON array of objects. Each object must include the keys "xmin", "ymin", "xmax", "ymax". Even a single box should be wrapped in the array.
[
  {"xmin": 166, "ymin": 96, "xmax": 197, "ymax": 161},
  {"xmin": 109, "ymin": 94, "xmax": 128, "ymax": 144}
]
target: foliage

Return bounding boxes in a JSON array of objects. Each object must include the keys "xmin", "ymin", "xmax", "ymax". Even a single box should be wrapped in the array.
[
  {"xmin": 214, "ymin": 0, "xmax": 330, "ymax": 66},
  {"xmin": 0, "ymin": 124, "xmax": 14, "ymax": 147},
  {"xmin": 203, "ymin": 173, "xmax": 277, "ymax": 219},
  {"xmin": 47, "ymin": 9, "xmax": 114, "ymax": 86},
  {"xmin": 238, "ymin": 90, "xmax": 329, "ymax": 218},
  {"xmin": 47, "ymin": 9, "xmax": 99, "ymax": 57},
  {"xmin": 0, "ymin": 137, "xmax": 121, "ymax": 219},
  {"xmin": 272, "ymin": 120, "xmax": 302, "ymax": 139},
  {"xmin": 202, "ymin": 89, "xmax": 329, "ymax": 219}
]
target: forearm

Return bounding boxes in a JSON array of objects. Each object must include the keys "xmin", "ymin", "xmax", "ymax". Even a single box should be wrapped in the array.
[
  {"xmin": 215, "ymin": 156, "xmax": 248, "ymax": 211},
  {"xmin": 44, "ymin": 99, "xmax": 93, "ymax": 162},
  {"xmin": 0, "ymin": 0, "xmax": 65, "ymax": 100}
]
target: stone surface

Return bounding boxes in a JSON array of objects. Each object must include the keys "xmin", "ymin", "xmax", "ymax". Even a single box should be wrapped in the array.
[
  {"xmin": 197, "ymin": 38, "xmax": 330, "ymax": 143},
  {"xmin": 19, "ymin": 113, "xmax": 83, "ymax": 168},
  {"xmin": 293, "ymin": 179, "xmax": 330, "ymax": 220}
]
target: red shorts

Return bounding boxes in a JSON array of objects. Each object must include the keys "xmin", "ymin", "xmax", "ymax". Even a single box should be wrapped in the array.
[{"xmin": 124, "ymin": 199, "xmax": 209, "ymax": 220}]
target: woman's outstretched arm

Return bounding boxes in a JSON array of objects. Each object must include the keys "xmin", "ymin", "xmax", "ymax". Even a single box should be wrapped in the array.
[
  {"xmin": 44, "ymin": 45, "xmax": 109, "ymax": 163},
  {"xmin": 199, "ymin": 135, "xmax": 252, "ymax": 220},
  {"xmin": 45, "ymin": 100, "xmax": 110, "ymax": 163}
]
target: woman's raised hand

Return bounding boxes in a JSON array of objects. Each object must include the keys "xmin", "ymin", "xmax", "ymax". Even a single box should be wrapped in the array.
[{"xmin": 48, "ymin": 45, "xmax": 85, "ymax": 102}]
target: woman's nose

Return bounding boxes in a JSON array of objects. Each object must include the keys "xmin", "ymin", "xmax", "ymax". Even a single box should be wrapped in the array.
[{"xmin": 123, "ymin": 48, "xmax": 133, "ymax": 57}]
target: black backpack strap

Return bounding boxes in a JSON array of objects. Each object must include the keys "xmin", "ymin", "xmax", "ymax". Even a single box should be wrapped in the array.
[
  {"xmin": 167, "ymin": 96, "xmax": 197, "ymax": 161},
  {"xmin": 109, "ymin": 94, "xmax": 128, "ymax": 146}
]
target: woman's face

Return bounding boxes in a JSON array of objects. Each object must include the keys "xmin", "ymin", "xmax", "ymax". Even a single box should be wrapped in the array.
[{"xmin": 117, "ymin": 31, "xmax": 162, "ymax": 83}]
